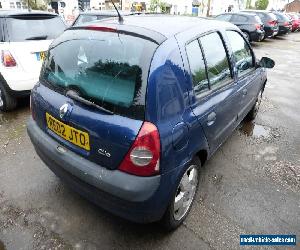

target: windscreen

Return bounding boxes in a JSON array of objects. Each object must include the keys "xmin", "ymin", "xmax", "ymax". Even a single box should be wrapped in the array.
[
  {"xmin": 40, "ymin": 29, "xmax": 158, "ymax": 120},
  {"xmin": 6, "ymin": 15, "xmax": 66, "ymax": 42}
]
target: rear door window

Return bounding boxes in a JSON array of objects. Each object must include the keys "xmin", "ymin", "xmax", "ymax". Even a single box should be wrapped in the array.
[
  {"xmin": 5, "ymin": 15, "xmax": 66, "ymax": 42},
  {"xmin": 199, "ymin": 32, "xmax": 232, "ymax": 90},
  {"xmin": 186, "ymin": 40, "xmax": 209, "ymax": 96},
  {"xmin": 226, "ymin": 31, "xmax": 255, "ymax": 77},
  {"xmin": 41, "ymin": 29, "xmax": 158, "ymax": 120},
  {"xmin": 216, "ymin": 14, "xmax": 232, "ymax": 22},
  {"xmin": 231, "ymin": 15, "xmax": 248, "ymax": 22}
]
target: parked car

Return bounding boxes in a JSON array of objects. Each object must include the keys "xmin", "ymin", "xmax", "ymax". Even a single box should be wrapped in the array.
[
  {"xmin": 272, "ymin": 12, "xmax": 292, "ymax": 35},
  {"xmin": 0, "ymin": 10, "xmax": 66, "ymax": 111},
  {"xmin": 286, "ymin": 13, "xmax": 300, "ymax": 32},
  {"xmin": 72, "ymin": 10, "xmax": 133, "ymax": 26},
  {"xmin": 241, "ymin": 10, "xmax": 279, "ymax": 39},
  {"xmin": 215, "ymin": 12, "xmax": 265, "ymax": 42},
  {"xmin": 27, "ymin": 15, "xmax": 274, "ymax": 230}
]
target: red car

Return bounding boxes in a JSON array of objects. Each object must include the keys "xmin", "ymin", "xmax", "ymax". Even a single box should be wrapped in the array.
[{"xmin": 287, "ymin": 13, "xmax": 300, "ymax": 32}]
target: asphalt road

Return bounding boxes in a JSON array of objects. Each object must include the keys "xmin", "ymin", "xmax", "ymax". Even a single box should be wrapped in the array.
[{"xmin": 0, "ymin": 33, "xmax": 299, "ymax": 250}]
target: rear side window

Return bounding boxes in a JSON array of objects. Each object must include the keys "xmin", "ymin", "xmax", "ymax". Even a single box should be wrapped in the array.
[
  {"xmin": 216, "ymin": 14, "xmax": 232, "ymax": 22},
  {"xmin": 5, "ymin": 15, "xmax": 65, "ymax": 42},
  {"xmin": 231, "ymin": 15, "xmax": 248, "ymax": 22},
  {"xmin": 199, "ymin": 32, "xmax": 232, "ymax": 90},
  {"xmin": 41, "ymin": 29, "xmax": 158, "ymax": 120},
  {"xmin": 226, "ymin": 31, "xmax": 254, "ymax": 76},
  {"xmin": 186, "ymin": 40, "xmax": 209, "ymax": 95}
]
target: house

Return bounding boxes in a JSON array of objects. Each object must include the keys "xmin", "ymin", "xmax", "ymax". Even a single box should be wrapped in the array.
[
  {"xmin": 285, "ymin": 0, "xmax": 300, "ymax": 12},
  {"xmin": 0, "ymin": 0, "xmax": 28, "ymax": 9}
]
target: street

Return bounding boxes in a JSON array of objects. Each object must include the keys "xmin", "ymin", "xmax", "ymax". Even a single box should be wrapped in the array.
[{"xmin": 0, "ymin": 32, "xmax": 299, "ymax": 250}]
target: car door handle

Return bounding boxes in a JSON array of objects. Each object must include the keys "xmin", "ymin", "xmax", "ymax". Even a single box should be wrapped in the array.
[
  {"xmin": 207, "ymin": 112, "xmax": 216, "ymax": 126},
  {"xmin": 243, "ymin": 89, "xmax": 248, "ymax": 96}
]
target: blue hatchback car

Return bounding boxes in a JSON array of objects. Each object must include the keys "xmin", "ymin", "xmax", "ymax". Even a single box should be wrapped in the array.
[{"xmin": 27, "ymin": 15, "xmax": 274, "ymax": 230}]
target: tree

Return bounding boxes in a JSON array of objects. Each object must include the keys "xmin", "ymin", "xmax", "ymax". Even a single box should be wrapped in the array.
[
  {"xmin": 246, "ymin": 0, "xmax": 252, "ymax": 9},
  {"xmin": 22, "ymin": 0, "xmax": 50, "ymax": 10},
  {"xmin": 159, "ymin": 1, "xmax": 168, "ymax": 13},
  {"xmin": 206, "ymin": 0, "xmax": 211, "ymax": 16},
  {"xmin": 149, "ymin": 0, "xmax": 168, "ymax": 13},
  {"xmin": 255, "ymin": 0, "xmax": 269, "ymax": 10}
]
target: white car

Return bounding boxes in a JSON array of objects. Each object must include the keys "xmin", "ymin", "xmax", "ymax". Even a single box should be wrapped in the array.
[{"xmin": 0, "ymin": 10, "xmax": 66, "ymax": 111}]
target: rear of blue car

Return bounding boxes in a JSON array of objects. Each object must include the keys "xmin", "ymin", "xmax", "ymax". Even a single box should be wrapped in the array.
[{"xmin": 27, "ymin": 26, "xmax": 174, "ymax": 223}]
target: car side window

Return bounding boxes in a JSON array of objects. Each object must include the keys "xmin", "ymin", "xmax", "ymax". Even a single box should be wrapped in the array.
[
  {"xmin": 186, "ymin": 40, "xmax": 209, "ymax": 96},
  {"xmin": 226, "ymin": 30, "xmax": 255, "ymax": 77},
  {"xmin": 232, "ymin": 15, "xmax": 248, "ymax": 22},
  {"xmin": 199, "ymin": 32, "xmax": 232, "ymax": 90},
  {"xmin": 216, "ymin": 14, "xmax": 232, "ymax": 22}
]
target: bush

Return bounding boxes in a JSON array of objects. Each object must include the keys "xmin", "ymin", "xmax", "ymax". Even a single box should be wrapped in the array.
[{"xmin": 255, "ymin": 0, "xmax": 269, "ymax": 10}]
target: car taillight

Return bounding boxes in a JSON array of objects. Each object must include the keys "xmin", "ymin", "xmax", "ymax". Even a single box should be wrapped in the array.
[
  {"xmin": 1, "ymin": 50, "xmax": 17, "ymax": 67},
  {"xmin": 255, "ymin": 24, "xmax": 262, "ymax": 30},
  {"xmin": 119, "ymin": 121, "xmax": 160, "ymax": 177},
  {"xmin": 268, "ymin": 20, "xmax": 276, "ymax": 26}
]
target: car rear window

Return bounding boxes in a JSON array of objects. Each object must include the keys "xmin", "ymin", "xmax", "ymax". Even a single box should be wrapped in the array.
[
  {"xmin": 40, "ymin": 29, "xmax": 158, "ymax": 120},
  {"xmin": 73, "ymin": 15, "xmax": 114, "ymax": 26},
  {"xmin": 254, "ymin": 15, "xmax": 262, "ymax": 23},
  {"xmin": 5, "ymin": 15, "xmax": 65, "ymax": 42},
  {"xmin": 268, "ymin": 13, "xmax": 277, "ymax": 20}
]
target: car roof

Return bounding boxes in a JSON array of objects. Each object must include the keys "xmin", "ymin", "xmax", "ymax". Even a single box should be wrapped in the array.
[
  {"xmin": 0, "ymin": 10, "xmax": 58, "ymax": 17},
  {"xmin": 96, "ymin": 14, "xmax": 236, "ymax": 39},
  {"xmin": 219, "ymin": 12, "xmax": 257, "ymax": 16}
]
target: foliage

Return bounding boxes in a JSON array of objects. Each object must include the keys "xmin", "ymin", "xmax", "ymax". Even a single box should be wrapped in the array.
[
  {"xmin": 22, "ymin": 0, "xmax": 50, "ymax": 10},
  {"xmin": 255, "ymin": 0, "xmax": 269, "ymax": 10},
  {"xmin": 149, "ymin": 0, "xmax": 168, "ymax": 13},
  {"xmin": 246, "ymin": 0, "xmax": 253, "ymax": 9},
  {"xmin": 149, "ymin": 0, "xmax": 160, "ymax": 12}
]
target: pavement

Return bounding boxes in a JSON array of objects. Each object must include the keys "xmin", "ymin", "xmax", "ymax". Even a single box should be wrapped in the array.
[{"xmin": 0, "ymin": 33, "xmax": 299, "ymax": 250}]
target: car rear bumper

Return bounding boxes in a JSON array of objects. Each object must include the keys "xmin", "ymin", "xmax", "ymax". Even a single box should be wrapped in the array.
[
  {"xmin": 265, "ymin": 28, "xmax": 279, "ymax": 38},
  {"xmin": 250, "ymin": 30, "xmax": 265, "ymax": 42},
  {"xmin": 27, "ymin": 118, "xmax": 167, "ymax": 223},
  {"xmin": 278, "ymin": 26, "xmax": 291, "ymax": 35}
]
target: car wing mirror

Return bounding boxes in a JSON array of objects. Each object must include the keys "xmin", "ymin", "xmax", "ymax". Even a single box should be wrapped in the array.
[{"xmin": 257, "ymin": 57, "xmax": 275, "ymax": 69}]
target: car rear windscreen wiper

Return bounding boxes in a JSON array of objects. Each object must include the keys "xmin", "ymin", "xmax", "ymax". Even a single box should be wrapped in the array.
[
  {"xmin": 26, "ymin": 35, "xmax": 48, "ymax": 40},
  {"xmin": 66, "ymin": 90, "xmax": 114, "ymax": 115}
]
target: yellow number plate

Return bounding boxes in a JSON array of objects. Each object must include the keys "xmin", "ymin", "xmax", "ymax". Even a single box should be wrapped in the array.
[
  {"xmin": 36, "ymin": 51, "xmax": 46, "ymax": 61},
  {"xmin": 46, "ymin": 113, "xmax": 90, "ymax": 151}
]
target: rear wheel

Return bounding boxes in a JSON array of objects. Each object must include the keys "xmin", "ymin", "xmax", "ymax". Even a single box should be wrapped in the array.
[
  {"xmin": 0, "ymin": 82, "xmax": 17, "ymax": 112},
  {"xmin": 246, "ymin": 90, "xmax": 263, "ymax": 121},
  {"xmin": 162, "ymin": 157, "xmax": 200, "ymax": 231}
]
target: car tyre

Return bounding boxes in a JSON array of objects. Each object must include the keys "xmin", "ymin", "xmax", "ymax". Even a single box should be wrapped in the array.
[
  {"xmin": 0, "ymin": 82, "xmax": 17, "ymax": 112},
  {"xmin": 161, "ymin": 157, "xmax": 201, "ymax": 231},
  {"xmin": 246, "ymin": 90, "xmax": 263, "ymax": 121}
]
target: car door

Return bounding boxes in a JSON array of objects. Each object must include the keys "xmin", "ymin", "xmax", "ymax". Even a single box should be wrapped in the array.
[
  {"xmin": 225, "ymin": 30, "xmax": 262, "ymax": 122},
  {"xmin": 186, "ymin": 32, "xmax": 240, "ymax": 153}
]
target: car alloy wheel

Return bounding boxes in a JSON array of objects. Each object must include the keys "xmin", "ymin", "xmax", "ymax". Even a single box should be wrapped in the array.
[
  {"xmin": 173, "ymin": 165, "xmax": 198, "ymax": 221},
  {"xmin": 0, "ymin": 89, "xmax": 3, "ymax": 108}
]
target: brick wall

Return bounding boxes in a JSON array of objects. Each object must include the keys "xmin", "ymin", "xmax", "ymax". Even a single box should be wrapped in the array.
[{"xmin": 285, "ymin": 0, "xmax": 300, "ymax": 12}]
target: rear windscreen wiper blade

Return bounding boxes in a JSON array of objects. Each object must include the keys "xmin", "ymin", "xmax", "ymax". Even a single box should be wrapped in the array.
[
  {"xmin": 66, "ymin": 90, "xmax": 114, "ymax": 115},
  {"xmin": 26, "ymin": 35, "xmax": 48, "ymax": 40}
]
